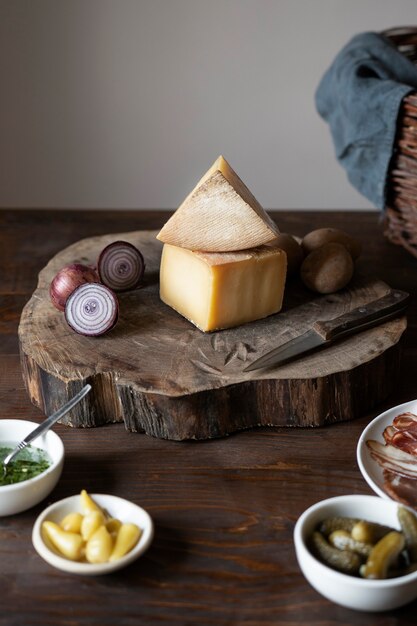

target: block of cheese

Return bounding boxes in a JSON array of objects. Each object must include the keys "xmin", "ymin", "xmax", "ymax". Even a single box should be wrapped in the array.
[
  {"xmin": 159, "ymin": 243, "xmax": 287, "ymax": 332},
  {"xmin": 157, "ymin": 156, "xmax": 280, "ymax": 252}
]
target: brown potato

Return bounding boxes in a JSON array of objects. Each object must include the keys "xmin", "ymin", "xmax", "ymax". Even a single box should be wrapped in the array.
[
  {"xmin": 300, "ymin": 242, "xmax": 354, "ymax": 294},
  {"xmin": 302, "ymin": 228, "xmax": 361, "ymax": 260},
  {"xmin": 267, "ymin": 233, "xmax": 303, "ymax": 275}
]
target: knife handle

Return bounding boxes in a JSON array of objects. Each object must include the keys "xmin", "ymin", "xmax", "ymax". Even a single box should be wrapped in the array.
[{"xmin": 312, "ymin": 289, "xmax": 410, "ymax": 342}]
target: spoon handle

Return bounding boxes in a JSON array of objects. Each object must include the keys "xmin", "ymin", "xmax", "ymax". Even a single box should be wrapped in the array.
[
  {"xmin": 23, "ymin": 384, "xmax": 91, "ymax": 446},
  {"xmin": 4, "ymin": 384, "xmax": 91, "ymax": 467}
]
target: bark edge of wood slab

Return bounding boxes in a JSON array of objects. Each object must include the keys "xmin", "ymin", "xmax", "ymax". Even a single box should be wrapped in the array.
[{"xmin": 18, "ymin": 230, "xmax": 407, "ymax": 440}]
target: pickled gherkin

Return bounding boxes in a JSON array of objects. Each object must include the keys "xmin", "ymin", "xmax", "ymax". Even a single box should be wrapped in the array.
[
  {"xmin": 328, "ymin": 529, "xmax": 372, "ymax": 557},
  {"xmin": 351, "ymin": 520, "xmax": 392, "ymax": 544},
  {"xmin": 308, "ymin": 506, "xmax": 417, "ymax": 580},
  {"xmin": 318, "ymin": 517, "xmax": 359, "ymax": 537},
  {"xmin": 398, "ymin": 506, "xmax": 417, "ymax": 562},
  {"xmin": 310, "ymin": 531, "xmax": 362, "ymax": 575},
  {"xmin": 360, "ymin": 531, "xmax": 405, "ymax": 579}
]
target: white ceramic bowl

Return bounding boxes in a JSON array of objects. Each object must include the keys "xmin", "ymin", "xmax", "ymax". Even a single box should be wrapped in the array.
[
  {"xmin": 0, "ymin": 419, "xmax": 64, "ymax": 516},
  {"xmin": 32, "ymin": 493, "xmax": 154, "ymax": 575},
  {"xmin": 294, "ymin": 494, "xmax": 417, "ymax": 612}
]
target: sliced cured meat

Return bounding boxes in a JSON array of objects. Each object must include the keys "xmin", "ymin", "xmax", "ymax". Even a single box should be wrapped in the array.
[
  {"xmin": 382, "ymin": 469, "xmax": 417, "ymax": 510},
  {"xmin": 391, "ymin": 430, "xmax": 417, "ymax": 455},
  {"xmin": 392, "ymin": 412, "xmax": 417, "ymax": 429},
  {"xmin": 393, "ymin": 422, "xmax": 417, "ymax": 437},
  {"xmin": 392, "ymin": 429, "xmax": 417, "ymax": 442},
  {"xmin": 366, "ymin": 440, "xmax": 417, "ymax": 478},
  {"xmin": 381, "ymin": 412, "xmax": 417, "ymax": 454},
  {"xmin": 366, "ymin": 413, "xmax": 417, "ymax": 508},
  {"xmin": 391, "ymin": 435, "xmax": 417, "ymax": 455},
  {"xmin": 383, "ymin": 425, "xmax": 398, "ymax": 444}
]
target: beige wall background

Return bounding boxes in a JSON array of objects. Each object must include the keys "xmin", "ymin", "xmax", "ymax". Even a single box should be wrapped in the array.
[{"xmin": 1, "ymin": 0, "xmax": 416, "ymax": 210}]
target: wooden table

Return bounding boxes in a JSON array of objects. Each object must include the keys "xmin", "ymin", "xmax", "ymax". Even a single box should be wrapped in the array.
[{"xmin": 1, "ymin": 209, "xmax": 416, "ymax": 626}]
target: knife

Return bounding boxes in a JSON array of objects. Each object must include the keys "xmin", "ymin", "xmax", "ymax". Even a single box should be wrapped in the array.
[{"xmin": 243, "ymin": 289, "xmax": 410, "ymax": 372}]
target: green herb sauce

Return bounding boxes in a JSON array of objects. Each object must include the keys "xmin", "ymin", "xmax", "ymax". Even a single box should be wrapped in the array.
[{"xmin": 0, "ymin": 444, "xmax": 51, "ymax": 486}]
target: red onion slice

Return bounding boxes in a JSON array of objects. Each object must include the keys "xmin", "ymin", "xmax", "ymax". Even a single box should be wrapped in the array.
[
  {"xmin": 65, "ymin": 283, "xmax": 118, "ymax": 336},
  {"xmin": 98, "ymin": 241, "xmax": 145, "ymax": 292}
]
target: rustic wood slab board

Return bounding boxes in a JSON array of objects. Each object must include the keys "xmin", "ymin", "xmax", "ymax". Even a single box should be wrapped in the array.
[{"xmin": 18, "ymin": 230, "xmax": 407, "ymax": 440}]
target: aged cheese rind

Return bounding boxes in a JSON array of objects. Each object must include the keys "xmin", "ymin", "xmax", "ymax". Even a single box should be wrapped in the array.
[
  {"xmin": 157, "ymin": 156, "xmax": 279, "ymax": 252},
  {"xmin": 159, "ymin": 243, "xmax": 287, "ymax": 332}
]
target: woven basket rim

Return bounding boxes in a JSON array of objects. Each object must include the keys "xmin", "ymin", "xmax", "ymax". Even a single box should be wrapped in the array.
[{"xmin": 381, "ymin": 28, "xmax": 417, "ymax": 257}]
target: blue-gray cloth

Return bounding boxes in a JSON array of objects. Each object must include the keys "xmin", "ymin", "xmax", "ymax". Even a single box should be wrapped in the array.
[{"xmin": 315, "ymin": 32, "xmax": 417, "ymax": 209}]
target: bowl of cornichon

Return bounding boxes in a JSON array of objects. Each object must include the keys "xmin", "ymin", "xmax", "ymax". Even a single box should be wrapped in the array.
[{"xmin": 294, "ymin": 495, "xmax": 417, "ymax": 612}]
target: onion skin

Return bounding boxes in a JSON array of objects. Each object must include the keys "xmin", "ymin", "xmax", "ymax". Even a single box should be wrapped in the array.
[
  {"xmin": 50, "ymin": 264, "xmax": 99, "ymax": 311},
  {"xmin": 98, "ymin": 241, "xmax": 145, "ymax": 292},
  {"xmin": 64, "ymin": 282, "xmax": 119, "ymax": 336}
]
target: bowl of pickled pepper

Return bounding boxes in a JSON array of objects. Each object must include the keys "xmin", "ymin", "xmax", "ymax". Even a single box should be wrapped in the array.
[
  {"xmin": 32, "ymin": 490, "xmax": 154, "ymax": 575},
  {"xmin": 294, "ymin": 495, "xmax": 417, "ymax": 611}
]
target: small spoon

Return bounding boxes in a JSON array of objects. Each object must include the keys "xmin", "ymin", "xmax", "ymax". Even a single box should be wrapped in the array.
[{"xmin": 2, "ymin": 384, "xmax": 91, "ymax": 476}]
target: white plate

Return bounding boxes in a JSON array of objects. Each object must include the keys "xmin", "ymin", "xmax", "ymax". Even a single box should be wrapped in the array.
[
  {"xmin": 357, "ymin": 398, "xmax": 417, "ymax": 501},
  {"xmin": 32, "ymin": 493, "xmax": 154, "ymax": 575}
]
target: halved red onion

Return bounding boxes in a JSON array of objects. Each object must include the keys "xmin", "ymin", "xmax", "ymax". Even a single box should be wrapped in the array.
[
  {"xmin": 98, "ymin": 241, "xmax": 145, "ymax": 292},
  {"xmin": 65, "ymin": 283, "xmax": 118, "ymax": 336},
  {"xmin": 50, "ymin": 264, "xmax": 99, "ymax": 311}
]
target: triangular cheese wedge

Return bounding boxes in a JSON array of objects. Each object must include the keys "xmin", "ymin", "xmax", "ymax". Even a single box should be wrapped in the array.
[{"xmin": 157, "ymin": 156, "xmax": 279, "ymax": 251}]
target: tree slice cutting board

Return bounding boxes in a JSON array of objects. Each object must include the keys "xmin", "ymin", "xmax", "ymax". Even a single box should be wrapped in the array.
[{"xmin": 19, "ymin": 230, "xmax": 407, "ymax": 440}]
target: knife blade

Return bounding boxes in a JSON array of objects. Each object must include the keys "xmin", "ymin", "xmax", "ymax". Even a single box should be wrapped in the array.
[{"xmin": 243, "ymin": 289, "xmax": 410, "ymax": 372}]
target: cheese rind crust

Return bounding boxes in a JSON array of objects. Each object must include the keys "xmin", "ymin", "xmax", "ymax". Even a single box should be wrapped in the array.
[
  {"xmin": 157, "ymin": 156, "xmax": 279, "ymax": 252},
  {"xmin": 159, "ymin": 243, "xmax": 287, "ymax": 332}
]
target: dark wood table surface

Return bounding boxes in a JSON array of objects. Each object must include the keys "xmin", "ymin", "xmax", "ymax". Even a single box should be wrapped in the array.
[{"xmin": 1, "ymin": 208, "xmax": 417, "ymax": 626}]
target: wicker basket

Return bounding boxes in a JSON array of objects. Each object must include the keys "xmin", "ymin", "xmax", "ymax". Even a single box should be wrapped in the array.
[{"xmin": 383, "ymin": 27, "xmax": 417, "ymax": 257}]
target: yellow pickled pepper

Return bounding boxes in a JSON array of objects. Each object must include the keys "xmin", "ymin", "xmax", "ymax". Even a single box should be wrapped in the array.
[
  {"xmin": 109, "ymin": 523, "xmax": 142, "ymax": 562},
  {"xmin": 42, "ymin": 521, "xmax": 85, "ymax": 561},
  {"xmin": 106, "ymin": 517, "xmax": 123, "ymax": 536},
  {"xmin": 60, "ymin": 512, "xmax": 84, "ymax": 534},
  {"xmin": 81, "ymin": 510, "xmax": 106, "ymax": 541},
  {"xmin": 80, "ymin": 489, "xmax": 105, "ymax": 516},
  {"xmin": 85, "ymin": 525, "xmax": 113, "ymax": 564}
]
